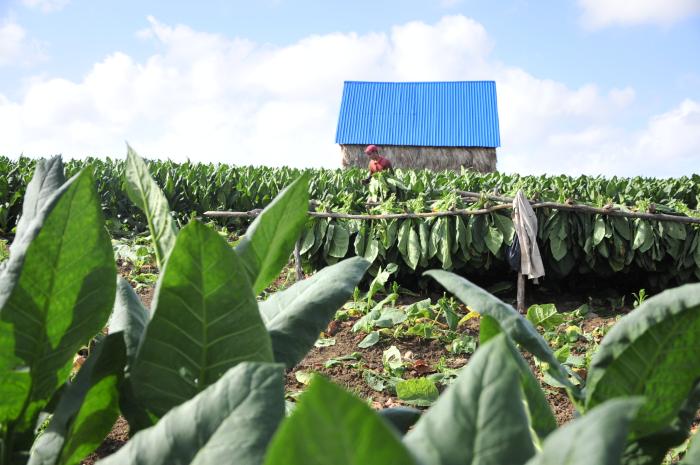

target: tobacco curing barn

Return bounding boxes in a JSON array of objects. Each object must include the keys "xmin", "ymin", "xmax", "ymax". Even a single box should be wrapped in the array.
[{"xmin": 335, "ymin": 80, "xmax": 501, "ymax": 172}]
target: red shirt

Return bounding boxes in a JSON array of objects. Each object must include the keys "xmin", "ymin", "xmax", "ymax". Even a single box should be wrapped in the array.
[{"xmin": 369, "ymin": 156, "xmax": 392, "ymax": 174}]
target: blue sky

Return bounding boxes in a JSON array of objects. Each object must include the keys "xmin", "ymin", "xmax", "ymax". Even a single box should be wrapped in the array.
[{"xmin": 1, "ymin": 0, "xmax": 699, "ymax": 176}]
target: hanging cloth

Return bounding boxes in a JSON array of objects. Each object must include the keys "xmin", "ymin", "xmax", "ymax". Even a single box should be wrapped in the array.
[{"xmin": 512, "ymin": 189, "xmax": 545, "ymax": 280}]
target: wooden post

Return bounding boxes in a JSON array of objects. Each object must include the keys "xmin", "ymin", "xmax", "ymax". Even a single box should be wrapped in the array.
[
  {"xmin": 293, "ymin": 239, "xmax": 303, "ymax": 281},
  {"xmin": 517, "ymin": 272, "xmax": 526, "ymax": 314}
]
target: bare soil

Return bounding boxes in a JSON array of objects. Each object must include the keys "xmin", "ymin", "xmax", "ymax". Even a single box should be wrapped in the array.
[{"xmin": 81, "ymin": 417, "xmax": 129, "ymax": 465}]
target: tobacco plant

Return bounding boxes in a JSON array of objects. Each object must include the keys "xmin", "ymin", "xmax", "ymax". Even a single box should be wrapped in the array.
[
  {"xmin": 3, "ymin": 150, "xmax": 700, "ymax": 465},
  {"xmin": 97, "ymin": 273, "xmax": 700, "ymax": 465},
  {"xmin": 0, "ymin": 150, "xmax": 370, "ymax": 464},
  {"xmin": 1, "ymin": 156, "xmax": 699, "ymax": 287}
]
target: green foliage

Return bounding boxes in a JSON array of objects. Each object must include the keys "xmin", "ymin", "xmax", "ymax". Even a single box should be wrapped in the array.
[
  {"xmin": 0, "ymin": 159, "xmax": 117, "ymax": 464},
  {"xmin": 680, "ymin": 432, "xmax": 700, "ymax": 464},
  {"xmin": 526, "ymin": 399, "xmax": 642, "ymax": 465},
  {"xmin": 526, "ymin": 304, "xmax": 565, "ymax": 331},
  {"xmin": 2, "ymin": 156, "xmax": 699, "ymax": 287},
  {"xmin": 264, "ymin": 376, "xmax": 417, "ymax": 465},
  {"xmin": 585, "ymin": 283, "xmax": 700, "ymax": 460},
  {"xmin": 0, "ymin": 152, "xmax": 370, "ymax": 465},
  {"xmin": 4, "ymin": 153, "xmax": 700, "ymax": 465},
  {"xmin": 235, "ymin": 174, "xmax": 310, "ymax": 295},
  {"xmin": 259, "ymin": 257, "xmax": 370, "ymax": 368},
  {"xmin": 395, "ymin": 378, "xmax": 439, "ymax": 406},
  {"xmin": 28, "ymin": 334, "xmax": 126, "ymax": 465},
  {"xmin": 124, "ymin": 146, "xmax": 178, "ymax": 268},
  {"xmin": 404, "ymin": 334, "xmax": 536, "ymax": 465},
  {"xmin": 425, "ymin": 270, "xmax": 581, "ymax": 400},
  {"xmin": 99, "ymin": 362, "xmax": 285, "ymax": 465},
  {"xmin": 128, "ymin": 220, "xmax": 274, "ymax": 419}
]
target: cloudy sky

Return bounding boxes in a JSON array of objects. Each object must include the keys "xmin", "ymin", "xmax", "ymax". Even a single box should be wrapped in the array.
[{"xmin": 1, "ymin": 0, "xmax": 699, "ymax": 177}]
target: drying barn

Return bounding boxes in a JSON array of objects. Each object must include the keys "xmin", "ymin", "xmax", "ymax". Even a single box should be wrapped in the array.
[{"xmin": 335, "ymin": 81, "xmax": 501, "ymax": 172}]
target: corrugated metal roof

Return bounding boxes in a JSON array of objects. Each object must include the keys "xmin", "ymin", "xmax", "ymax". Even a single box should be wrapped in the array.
[{"xmin": 335, "ymin": 81, "xmax": 501, "ymax": 148}]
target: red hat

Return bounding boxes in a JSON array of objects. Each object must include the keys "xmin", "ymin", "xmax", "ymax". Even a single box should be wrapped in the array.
[{"xmin": 364, "ymin": 144, "xmax": 379, "ymax": 155}]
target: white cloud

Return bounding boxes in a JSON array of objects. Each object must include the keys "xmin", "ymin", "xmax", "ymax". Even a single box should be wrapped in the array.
[
  {"xmin": 579, "ymin": 0, "xmax": 700, "ymax": 28},
  {"xmin": 0, "ymin": 17, "xmax": 45, "ymax": 66},
  {"xmin": 501, "ymin": 99, "xmax": 700, "ymax": 177},
  {"xmin": 21, "ymin": 0, "xmax": 71, "ymax": 13},
  {"xmin": 0, "ymin": 14, "xmax": 696, "ymax": 177}
]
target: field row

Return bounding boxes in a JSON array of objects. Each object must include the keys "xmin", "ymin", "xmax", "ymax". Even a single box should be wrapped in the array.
[{"xmin": 2, "ymin": 156, "xmax": 699, "ymax": 288}]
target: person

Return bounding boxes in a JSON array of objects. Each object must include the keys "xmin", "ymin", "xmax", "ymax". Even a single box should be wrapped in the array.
[{"xmin": 361, "ymin": 145, "xmax": 392, "ymax": 184}]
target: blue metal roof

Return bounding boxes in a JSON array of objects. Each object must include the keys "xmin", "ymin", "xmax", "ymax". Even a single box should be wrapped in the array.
[{"xmin": 335, "ymin": 81, "xmax": 500, "ymax": 148}]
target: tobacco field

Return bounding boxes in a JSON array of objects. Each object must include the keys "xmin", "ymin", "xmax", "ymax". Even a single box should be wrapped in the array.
[
  {"xmin": 1, "ymin": 156, "xmax": 699, "ymax": 289},
  {"xmin": 0, "ymin": 150, "xmax": 699, "ymax": 465}
]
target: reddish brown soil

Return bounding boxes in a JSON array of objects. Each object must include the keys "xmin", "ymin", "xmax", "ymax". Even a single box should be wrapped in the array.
[
  {"xmin": 81, "ymin": 417, "xmax": 129, "ymax": 465},
  {"xmin": 286, "ymin": 318, "xmax": 475, "ymax": 408},
  {"xmin": 285, "ymin": 313, "xmax": 587, "ymax": 425}
]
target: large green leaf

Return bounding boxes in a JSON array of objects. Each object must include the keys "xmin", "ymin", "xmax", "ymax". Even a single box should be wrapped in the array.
[
  {"xmin": 492, "ymin": 214, "xmax": 515, "ymax": 245},
  {"xmin": 264, "ymin": 375, "xmax": 417, "ymax": 465},
  {"xmin": 664, "ymin": 222, "xmax": 687, "ymax": 241},
  {"xmin": 404, "ymin": 334, "xmax": 535, "ymax": 465},
  {"xmin": 130, "ymin": 221, "xmax": 273, "ymax": 417},
  {"xmin": 425, "ymin": 270, "xmax": 579, "ymax": 398},
  {"xmin": 526, "ymin": 304, "xmax": 564, "ymax": 331},
  {"xmin": 549, "ymin": 237, "xmax": 567, "ymax": 261},
  {"xmin": 406, "ymin": 227, "xmax": 421, "ymax": 270},
  {"xmin": 593, "ymin": 216, "xmax": 606, "ymax": 246},
  {"xmin": 632, "ymin": 220, "xmax": 654, "ymax": 253},
  {"xmin": 0, "ymin": 169, "xmax": 116, "ymax": 429},
  {"xmin": 13, "ymin": 157, "xmax": 65, "ymax": 246},
  {"xmin": 494, "ymin": 326, "xmax": 558, "ymax": 443},
  {"xmin": 108, "ymin": 278, "xmax": 148, "ymax": 367},
  {"xmin": 397, "ymin": 220, "xmax": 410, "ymax": 257},
  {"xmin": 28, "ymin": 333, "xmax": 126, "ymax": 465},
  {"xmin": 259, "ymin": 257, "xmax": 370, "ymax": 368},
  {"xmin": 622, "ymin": 383, "xmax": 700, "ymax": 465},
  {"xmin": 235, "ymin": 174, "xmax": 309, "ymax": 295},
  {"xmin": 99, "ymin": 362, "xmax": 285, "ymax": 465},
  {"xmin": 328, "ymin": 223, "xmax": 350, "ymax": 258},
  {"xmin": 585, "ymin": 282, "xmax": 700, "ymax": 438},
  {"xmin": 484, "ymin": 226, "xmax": 503, "ymax": 255},
  {"xmin": 377, "ymin": 407, "xmax": 421, "ymax": 436},
  {"xmin": 124, "ymin": 146, "xmax": 177, "ymax": 268},
  {"xmin": 525, "ymin": 398, "xmax": 642, "ymax": 465}
]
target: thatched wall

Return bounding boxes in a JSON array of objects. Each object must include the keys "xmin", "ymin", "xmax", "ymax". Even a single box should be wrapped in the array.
[{"xmin": 340, "ymin": 145, "xmax": 497, "ymax": 173}]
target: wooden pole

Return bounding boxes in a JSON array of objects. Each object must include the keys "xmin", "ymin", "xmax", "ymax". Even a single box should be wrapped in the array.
[
  {"xmin": 293, "ymin": 239, "xmax": 303, "ymax": 281},
  {"xmin": 516, "ymin": 272, "xmax": 526, "ymax": 314},
  {"xmin": 204, "ymin": 202, "xmax": 700, "ymax": 224}
]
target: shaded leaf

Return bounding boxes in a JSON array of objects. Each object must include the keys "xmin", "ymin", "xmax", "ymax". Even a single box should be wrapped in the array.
[
  {"xmin": 235, "ymin": 174, "xmax": 309, "ymax": 295},
  {"xmin": 99, "ymin": 362, "xmax": 284, "ymax": 465},
  {"xmin": 404, "ymin": 334, "xmax": 535, "ymax": 465},
  {"xmin": 108, "ymin": 278, "xmax": 148, "ymax": 367},
  {"xmin": 358, "ymin": 332, "xmax": 380, "ymax": 349},
  {"xmin": 124, "ymin": 146, "xmax": 177, "ymax": 268},
  {"xmin": 526, "ymin": 398, "xmax": 642, "ymax": 465},
  {"xmin": 29, "ymin": 334, "xmax": 126, "ymax": 465},
  {"xmin": 259, "ymin": 257, "xmax": 370, "ymax": 368},
  {"xmin": 264, "ymin": 375, "xmax": 417, "ymax": 465},
  {"xmin": 585, "ymin": 282, "xmax": 700, "ymax": 438},
  {"xmin": 378, "ymin": 407, "xmax": 421, "ymax": 436}
]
